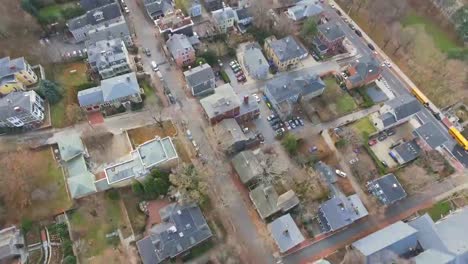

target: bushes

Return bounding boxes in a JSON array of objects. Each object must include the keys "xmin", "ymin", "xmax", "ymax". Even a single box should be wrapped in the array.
[
  {"xmin": 247, "ymin": 27, "xmax": 272, "ymax": 46},
  {"xmin": 220, "ymin": 70, "xmax": 230, "ymax": 83},
  {"xmin": 61, "ymin": 6, "xmax": 85, "ymax": 20},
  {"xmin": 76, "ymin": 82, "xmax": 97, "ymax": 92},
  {"xmin": 282, "ymin": 133, "xmax": 299, "ymax": 155},
  {"xmin": 199, "ymin": 50, "xmax": 218, "ymax": 66},
  {"xmin": 132, "ymin": 169, "xmax": 171, "ymax": 199},
  {"xmin": 106, "ymin": 189, "xmax": 120, "ymax": 201},
  {"xmin": 21, "ymin": 219, "xmax": 33, "ymax": 234},
  {"xmin": 37, "ymin": 79, "xmax": 63, "ymax": 104}
]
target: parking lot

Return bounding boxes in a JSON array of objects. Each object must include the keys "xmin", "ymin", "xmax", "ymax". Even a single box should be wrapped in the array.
[{"xmin": 368, "ymin": 122, "xmax": 415, "ymax": 168}]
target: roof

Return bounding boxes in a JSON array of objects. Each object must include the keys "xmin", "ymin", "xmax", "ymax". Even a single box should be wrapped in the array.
[
  {"xmin": 319, "ymin": 194, "xmax": 368, "ymax": 232},
  {"xmin": 249, "ymin": 184, "xmax": 280, "ymax": 219},
  {"xmin": 183, "ymin": 64, "xmax": 215, "ymax": 93},
  {"xmin": 0, "ymin": 56, "xmax": 27, "ymax": 78},
  {"xmin": 212, "ymin": 7, "xmax": 237, "ymax": 24},
  {"xmin": 408, "ymin": 214, "xmax": 448, "ymax": 252},
  {"xmin": 136, "ymin": 203, "xmax": 212, "ymax": 264},
  {"xmin": 318, "ymin": 23, "xmax": 345, "ymax": 42},
  {"xmin": 288, "ymin": 0, "xmax": 323, "ymax": 21},
  {"xmin": 265, "ymin": 70, "xmax": 325, "ymax": 106},
  {"xmin": 57, "ymin": 134, "xmax": 85, "ymax": 161},
  {"xmin": 87, "ymin": 19, "xmax": 131, "ymax": 44},
  {"xmin": 368, "ymin": 173, "xmax": 407, "ymax": 205},
  {"xmin": 155, "ymin": 9, "xmax": 194, "ymax": 33},
  {"xmin": 315, "ymin": 161, "xmax": 337, "ymax": 184},
  {"xmin": 67, "ymin": 2, "xmax": 122, "ymax": 30},
  {"xmin": 390, "ymin": 139, "xmax": 421, "ymax": 164},
  {"xmin": 67, "ymin": 165, "xmax": 98, "ymax": 198},
  {"xmin": 79, "ymin": 0, "xmax": 115, "ymax": 11},
  {"xmin": 77, "ymin": 86, "xmax": 104, "ymax": 107},
  {"xmin": 414, "ymin": 122, "xmax": 449, "ymax": 149},
  {"xmin": 268, "ymin": 214, "xmax": 305, "ymax": 253},
  {"xmin": 87, "ymin": 38, "xmax": 128, "ymax": 70},
  {"xmin": 214, "ymin": 118, "xmax": 248, "ymax": 150},
  {"xmin": 0, "ymin": 226, "xmax": 26, "ymax": 263},
  {"xmin": 235, "ymin": 8, "xmax": 251, "ymax": 20},
  {"xmin": 352, "ymin": 221, "xmax": 418, "ymax": 257},
  {"xmin": 100, "ymin": 72, "xmax": 140, "ymax": 101},
  {"xmin": 144, "ymin": 0, "xmax": 173, "ymax": 17},
  {"xmin": 231, "ymin": 150, "xmax": 263, "ymax": 184},
  {"xmin": 380, "ymin": 112, "xmax": 398, "ymax": 127},
  {"xmin": 413, "ymin": 249, "xmax": 456, "ymax": 264},
  {"xmin": 138, "ymin": 137, "xmax": 178, "ymax": 168},
  {"xmin": 266, "ymin": 35, "xmax": 308, "ymax": 62},
  {"xmin": 347, "ymin": 59, "xmax": 382, "ymax": 86},
  {"xmin": 167, "ymin": 34, "xmax": 193, "ymax": 58},
  {"xmin": 386, "ymin": 94, "xmax": 422, "ymax": 120},
  {"xmin": 277, "ymin": 190, "xmax": 300, "ymax": 212},
  {"xmin": 200, "ymin": 83, "xmax": 240, "ymax": 119},
  {"xmin": 243, "ymin": 42, "xmax": 268, "ymax": 76},
  {"xmin": 0, "ymin": 91, "xmax": 35, "ymax": 122},
  {"xmin": 434, "ymin": 207, "xmax": 468, "ymax": 261}
]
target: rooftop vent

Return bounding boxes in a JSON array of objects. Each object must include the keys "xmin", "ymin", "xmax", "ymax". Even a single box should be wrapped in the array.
[{"xmin": 177, "ymin": 210, "xmax": 182, "ymax": 215}]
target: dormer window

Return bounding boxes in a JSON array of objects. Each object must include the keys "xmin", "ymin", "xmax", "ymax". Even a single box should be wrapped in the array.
[{"xmin": 93, "ymin": 11, "xmax": 104, "ymax": 21}]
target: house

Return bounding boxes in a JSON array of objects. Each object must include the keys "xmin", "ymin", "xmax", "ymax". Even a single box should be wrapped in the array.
[
  {"xmin": 143, "ymin": 0, "xmax": 173, "ymax": 20},
  {"xmin": 366, "ymin": 173, "xmax": 407, "ymax": 205},
  {"xmin": 413, "ymin": 122, "xmax": 449, "ymax": 150},
  {"xmin": 0, "ymin": 226, "xmax": 28, "ymax": 264},
  {"xmin": 389, "ymin": 139, "xmax": 421, "ymax": 165},
  {"xmin": 213, "ymin": 118, "xmax": 259, "ymax": 155},
  {"xmin": 77, "ymin": 72, "xmax": 142, "ymax": 112},
  {"xmin": 264, "ymin": 35, "xmax": 308, "ymax": 71},
  {"xmin": 373, "ymin": 94, "xmax": 422, "ymax": 130},
  {"xmin": 345, "ymin": 59, "xmax": 382, "ymax": 89},
  {"xmin": 79, "ymin": 0, "xmax": 115, "ymax": 11},
  {"xmin": 105, "ymin": 136, "xmax": 178, "ymax": 186},
  {"xmin": 352, "ymin": 207, "xmax": 468, "ymax": 263},
  {"xmin": 183, "ymin": 63, "xmax": 216, "ymax": 97},
  {"xmin": 268, "ymin": 214, "xmax": 305, "ymax": 253},
  {"xmin": 318, "ymin": 194, "xmax": 368, "ymax": 232},
  {"xmin": 250, "ymin": 184, "xmax": 300, "ymax": 220},
  {"xmin": 190, "ymin": 0, "xmax": 203, "ymax": 17},
  {"xmin": 231, "ymin": 150, "xmax": 263, "ymax": 185},
  {"xmin": 212, "ymin": 6, "xmax": 238, "ymax": 33},
  {"xmin": 0, "ymin": 91, "xmax": 45, "ymax": 128},
  {"xmin": 314, "ymin": 22, "xmax": 345, "ymax": 55},
  {"xmin": 243, "ymin": 42, "xmax": 269, "ymax": 80},
  {"xmin": 166, "ymin": 34, "xmax": 196, "ymax": 67},
  {"xmin": 155, "ymin": 9, "xmax": 194, "ymax": 36},
  {"xmin": 0, "ymin": 56, "xmax": 38, "ymax": 95},
  {"xmin": 315, "ymin": 161, "xmax": 340, "ymax": 196},
  {"xmin": 67, "ymin": 2, "xmax": 123, "ymax": 43},
  {"xmin": 200, "ymin": 83, "xmax": 241, "ymax": 124},
  {"xmin": 87, "ymin": 19, "xmax": 133, "ymax": 47},
  {"xmin": 286, "ymin": 0, "xmax": 323, "ymax": 22},
  {"xmin": 235, "ymin": 8, "xmax": 253, "ymax": 33},
  {"xmin": 86, "ymin": 38, "xmax": 131, "ymax": 79},
  {"xmin": 58, "ymin": 134, "xmax": 97, "ymax": 199},
  {"xmin": 136, "ymin": 203, "xmax": 212, "ymax": 264},
  {"xmin": 203, "ymin": 0, "xmax": 222, "ymax": 11},
  {"xmin": 264, "ymin": 70, "xmax": 325, "ymax": 118},
  {"xmin": 237, "ymin": 93, "xmax": 260, "ymax": 124}
]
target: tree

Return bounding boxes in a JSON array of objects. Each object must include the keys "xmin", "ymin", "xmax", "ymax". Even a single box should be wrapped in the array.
[
  {"xmin": 274, "ymin": 15, "xmax": 295, "ymax": 38},
  {"xmin": 131, "ymin": 180, "xmax": 145, "ymax": 196},
  {"xmin": 21, "ymin": 218, "xmax": 33, "ymax": 234},
  {"xmin": 200, "ymin": 50, "xmax": 218, "ymax": 66},
  {"xmin": 282, "ymin": 133, "xmax": 299, "ymax": 155},
  {"xmin": 301, "ymin": 17, "xmax": 318, "ymax": 39},
  {"xmin": 21, "ymin": 0, "xmax": 38, "ymax": 16},
  {"xmin": 63, "ymin": 255, "xmax": 77, "ymax": 264},
  {"xmin": 452, "ymin": 6, "xmax": 468, "ymax": 42},
  {"xmin": 250, "ymin": 0, "xmax": 273, "ymax": 32},
  {"xmin": 38, "ymin": 79, "xmax": 62, "ymax": 104},
  {"xmin": 169, "ymin": 164, "xmax": 208, "ymax": 205},
  {"xmin": 132, "ymin": 169, "xmax": 171, "ymax": 199}
]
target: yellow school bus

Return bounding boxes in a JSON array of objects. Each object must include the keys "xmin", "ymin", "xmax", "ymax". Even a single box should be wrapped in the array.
[
  {"xmin": 411, "ymin": 87, "xmax": 429, "ymax": 106},
  {"xmin": 449, "ymin": 127, "xmax": 468, "ymax": 151}
]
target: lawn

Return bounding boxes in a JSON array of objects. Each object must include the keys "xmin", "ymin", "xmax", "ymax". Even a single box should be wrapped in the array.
[
  {"xmin": 127, "ymin": 121, "xmax": 178, "ymax": 148},
  {"xmin": 425, "ymin": 200, "xmax": 453, "ymax": 221},
  {"xmin": 69, "ymin": 192, "xmax": 132, "ymax": 260},
  {"xmin": 37, "ymin": 2, "xmax": 83, "ymax": 23},
  {"xmin": 351, "ymin": 117, "xmax": 377, "ymax": 138},
  {"xmin": 0, "ymin": 148, "xmax": 72, "ymax": 225},
  {"xmin": 120, "ymin": 188, "xmax": 147, "ymax": 234},
  {"xmin": 140, "ymin": 80, "xmax": 160, "ymax": 106},
  {"xmin": 50, "ymin": 62, "xmax": 93, "ymax": 128},
  {"xmin": 402, "ymin": 12, "xmax": 461, "ymax": 53}
]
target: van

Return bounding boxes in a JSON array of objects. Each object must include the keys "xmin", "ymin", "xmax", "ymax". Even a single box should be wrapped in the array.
[
  {"xmin": 335, "ymin": 169, "xmax": 347, "ymax": 178},
  {"xmin": 151, "ymin": 61, "xmax": 158, "ymax": 71}
]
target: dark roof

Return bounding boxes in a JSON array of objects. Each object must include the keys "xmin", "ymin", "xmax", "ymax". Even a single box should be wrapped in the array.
[
  {"xmin": 183, "ymin": 64, "xmax": 215, "ymax": 95},
  {"xmin": 136, "ymin": 203, "xmax": 212, "ymax": 264},
  {"xmin": 386, "ymin": 94, "xmax": 422, "ymax": 120},
  {"xmin": 347, "ymin": 59, "xmax": 382, "ymax": 86},
  {"xmin": 267, "ymin": 36, "xmax": 308, "ymax": 62},
  {"xmin": 68, "ymin": 2, "xmax": 122, "ymax": 30},
  {"xmin": 390, "ymin": 139, "xmax": 421, "ymax": 164},
  {"xmin": 265, "ymin": 70, "xmax": 325, "ymax": 105},
  {"xmin": 413, "ymin": 122, "xmax": 449, "ymax": 149},
  {"xmin": 318, "ymin": 23, "xmax": 345, "ymax": 42},
  {"xmin": 231, "ymin": 150, "xmax": 262, "ymax": 184},
  {"xmin": 80, "ymin": 0, "xmax": 115, "ymax": 11},
  {"xmin": 235, "ymin": 8, "xmax": 251, "ymax": 20},
  {"xmin": 315, "ymin": 161, "xmax": 337, "ymax": 184},
  {"xmin": 380, "ymin": 112, "xmax": 397, "ymax": 127},
  {"xmin": 144, "ymin": 0, "xmax": 173, "ymax": 18},
  {"xmin": 0, "ymin": 91, "xmax": 37, "ymax": 121},
  {"xmin": 367, "ymin": 173, "xmax": 407, "ymax": 205},
  {"xmin": 319, "ymin": 194, "xmax": 368, "ymax": 232}
]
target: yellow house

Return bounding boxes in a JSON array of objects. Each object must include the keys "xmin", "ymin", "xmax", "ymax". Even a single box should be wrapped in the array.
[
  {"xmin": 263, "ymin": 36, "xmax": 308, "ymax": 72},
  {"xmin": 0, "ymin": 57, "xmax": 38, "ymax": 95}
]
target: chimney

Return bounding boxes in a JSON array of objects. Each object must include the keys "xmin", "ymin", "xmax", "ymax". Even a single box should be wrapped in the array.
[
  {"xmin": 6, "ymin": 99, "xmax": 12, "ymax": 104},
  {"xmin": 14, "ymin": 106, "xmax": 21, "ymax": 112},
  {"xmin": 243, "ymin": 95, "xmax": 249, "ymax": 104},
  {"xmin": 283, "ymin": 229, "xmax": 290, "ymax": 237},
  {"xmin": 393, "ymin": 183, "xmax": 398, "ymax": 188},
  {"xmin": 259, "ymin": 59, "xmax": 262, "ymax": 65},
  {"xmin": 126, "ymin": 76, "xmax": 130, "ymax": 82},
  {"xmin": 107, "ymin": 41, "xmax": 111, "ymax": 47},
  {"xmin": 283, "ymin": 84, "xmax": 287, "ymax": 89}
]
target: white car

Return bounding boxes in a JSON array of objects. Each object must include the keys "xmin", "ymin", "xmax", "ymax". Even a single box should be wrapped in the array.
[
  {"xmin": 151, "ymin": 61, "xmax": 159, "ymax": 72},
  {"xmin": 229, "ymin": 60, "xmax": 238, "ymax": 67},
  {"xmin": 385, "ymin": 61, "xmax": 392, "ymax": 68},
  {"xmin": 253, "ymin": 93, "xmax": 260, "ymax": 103}
]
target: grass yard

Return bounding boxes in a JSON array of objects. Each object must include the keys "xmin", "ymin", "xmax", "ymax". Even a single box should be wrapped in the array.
[
  {"xmin": 50, "ymin": 62, "xmax": 92, "ymax": 128},
  {"xmin": 140, "ymin": 80, "xmax": 160, "ymax": 106},
  {"xmin": 127, "ymin": 121, "xmax": 177, "ymax": 148},
  {"xmin": 425, "ymin": 200, "xmax": 453, "ymax": 221},
  {"xmin": 120, "ymin": 188, "xmax": 147, "ymax": 234},
  {"xmin": 0, "ymin": 147, "xmax": 72, "ymax": 225},
  {"xmin": 402, "ymin": 12, "xmax": 461, "ymax": 53},
  {"xmin": 350, "ymin": 117, "xmax": 377, "ymax": 137},
  {"xmin": 69, "ymin": 192, "xmax": 132, "ymax": 260},
  {"xmin": 37, "ymin": 2, "xmax": 83, "ymax": 23}
]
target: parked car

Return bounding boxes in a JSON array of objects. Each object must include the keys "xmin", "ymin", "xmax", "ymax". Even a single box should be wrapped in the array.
[
  {"xmin": 349, "ymin": 23, "xmax": 355, "ymax": 30},
  {"xmin": 336, "ymin": 169, "xmax": 347, "ymax": 177},
  {"xmin": 336, "ymin": 9, "xmax": 342, "ymax": 16},
  {"xmin": 151, "ymin": 61, "xmax": 159, "ymax": 72},
  {"xmin": 294, "ymin": 119, "xmax": 300, "ymax": 126},
  {"xmin": 229, "ymin": 60, "xmax": 238, "ymax": 67},
  {"xmin": 272, "ymin": 124, "xmax": 281, "ymax": 130},
  {"xmin": 386, "ymin": 129, "xmax": 396, "ymax": 136},
  {"xmin": 233, "ymin": 67, "xmax": 241, "ymax": 73},
  {"xmin": 235, "ymin": 71, "xmax": 244, "ymax": 77},
  {"xmin": 355, "ymin": 29, "xmax": 362, "ymax": 37},
  {"xmin": 298, "ymin": 119, "xmax": 304, "ymax": 126},
  {"xmin": 144, "ymin": 48, "xmax": 151, "ymax": 56},
  {"xmin": 377, "ymin": 133, "xmax": 387, "ymax": 141},
  {"xmin": 368, "ymin": 139, "xmax": 377, "ymax": 146},
  {"xmin": 253, "ymin": 94, "xmax": 261, "ymax": 103},
  {"xmin": 237, "ymin": 75, "xmax": 246, "ymax": 82},
  {"xmin": 267, "ymin": 114, "xmax": 276, "ymax": 121},
  {"xmin": 367, "ymin": 43, "xmax": 375, "ymax": 51}
]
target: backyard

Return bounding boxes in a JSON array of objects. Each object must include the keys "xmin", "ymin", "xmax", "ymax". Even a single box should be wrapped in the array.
[
  {"xmin": 0, "ymin": 147, "xmax": 72, "ymax": 225},
  {"xmin": 69, "ymin": 192, "xmax": 133, "ymax": 261},
  {"xmin": 350, "ymin": 116, "xmax": 377, "ymax": 138},
  {"xmin": 309, "ymin": 77, "xmax": 357, "ymax": 122},
  {"xmin": 127, "ymin": 121, "xmax": 178, "ymax": 148},
  {"xmin": 37, "ymin": 2, "xmax": 83, "ymax": 24},
  {"xmin": 49, "ymin": 62, "xmax": 93, "ymax": 128}
]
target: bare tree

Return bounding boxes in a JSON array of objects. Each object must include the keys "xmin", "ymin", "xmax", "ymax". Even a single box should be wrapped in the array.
[
  {"xmin": 250, "ymin": 0, "xmax": 273, "ymax": 31},
  {"xmin": 169, "ymin": 164, "xmax": 209, "ymax": 205},
  {"xmin": 152, "ymin": 110, "xmax": 165, "ymax": 128}
]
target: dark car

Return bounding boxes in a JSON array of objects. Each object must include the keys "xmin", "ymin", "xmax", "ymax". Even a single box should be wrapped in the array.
[
  {"xmin": 336, "ymin": 9, "xmax": 342, "ymax": 16},
  {"xmin": 367, "ymin": 43, "xmax": 375, "ymax": 51},
  {"xmin": 355, "ymin": 29, "xmax": 362, "ymax": 37},
  {"xmin": 377, "ymin": 133, "xmax": 387, "ymax": 141},
  {"xmin": 386, "ymin": 129, "xmax": 396, "ymax": 136}
]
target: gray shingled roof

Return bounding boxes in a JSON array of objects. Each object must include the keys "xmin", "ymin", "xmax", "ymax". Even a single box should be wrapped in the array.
[
  {"xmin": 87, "ymin": 38, "xmax": 127, "ymax": 70},
  {"xmin": 167, "ymin": 34, "xmax": 193, "ymax": 58},
  {"xmin": 199, "ymin": 83, "xmax": 240, "ymax": 119},
  {"xmin": 0, "ymin": 91, "xmax": 34, "ymax": 122},
  {"xmin": 318, "ymin": 23, "xmax": 345, "ymax": 42},
  {"xmin": 265, "ymin": 70, "xmax": 325, "ymax": 105},
  {"xmin": 67, "ymin": 2, "xmax": 122, "ymax": 30},
  {"xmin": 77, "ymin": 86, "xmax": 104, "ymax": 107},
  {"xmin": 183, "ymin": 64, "xmax": 215, "ymax": 95},
  {"xmin": 268, "ymin": 214, "xmax": 305, "ymax": 253},
  {"xmin": 347, "ymin": 59, "xmax": 382, "ymax": 86},
  {"xmin": 268, "ymin": 36, "xmax": 308, "ymax": 62},
  {"xmin": 243, "ymin": 42, "xmax": 268, "ymax": 78},
  {"xmin": 288, "ymin": 0, "xmax": 323, "ymax": 21},
  {"xmin": 386, "ymin": 94, "xmax": 422, "ymax": 120},
  {"xmin": 87, "ymin": 19, "xmax": 131, "ymax": 44},
  {"xmin": 0, "ymin": 57, "xmax": 27, "ymax": 78},
  {"xmin": 101, "ymin": 72, "xmax": 140, "ymax": 101},
  {"xmin": 368, "ymin": 173, "xmax": 407, "ymax": 205},
  {"xmin": 413, "ymin": 122, "xmax": 449, "ymax": 149},
  {"xmin": 390, "ymin": 139, "xmax": 421, "ymax": 164},
  {"xmin": 79, "ymin": 0, "xmax": 115, "ymax": 11},
  {"xmin": 231, "ymin": 150, "xmax": 263, "ymax": 184},
  {"xmin": 380, "ymin": 112, "xmax": 397, "ymax": 127},
  {"xmin": 212, "ymin": 7, "xmax": 237, "ymax": 25},
  {"xmin": 235, "ymin": 8, "xmax": 251, "ymax": 20},
  {"xmin": 144, "ymin": 0, "xmax": 173, "ymax": 18},
  {"xmin": 136, "ymin": 203, "xmax": 212, "ymax": 264}
]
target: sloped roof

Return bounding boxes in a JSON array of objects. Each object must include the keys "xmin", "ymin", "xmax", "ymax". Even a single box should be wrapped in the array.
[
  {"xmin": 212, "ymin": 6, "xmax": 238, "ymax": 24},
  {"xmin": 347, "ymin": 59, "xmax": 382, "ymax": 86},
  {"xmin": 144, "ymin": 0, "xmax": 173, "ymax": 17},
  {"xmin": 167, "ymin": 34, "xmax": 193, "ymax": 57},
  {"xmin": 200, "ymin": 83, "xmax": 240, "ymax": 119},
  {"xmin": 319, "ymin": 194, "xmax": 367, "ymax": 231},
  {"xmin": 249, "ymin": 184, "xmax": 280, "ymax": 219},
  {"xmin": 288, "ymin": 0, "xmax": 323, "ymax": 21},
  {"xmin": 267, "ymin": 35, "xmax": 308, "ymax": 62},
  {"xmin": 243, "ymin": 42, "xmax": 268, "ymax": 77},
  {"xmin": 386, "ymin": 94, "xmax": 422, "ymax": 120},
  {"xmin": 318, "ymin": 22, "xmax": 345, "ymax": 42},
  {"xmin": 67, "ymin": 170, "xmax": 97, "ymax": 198},
  {"xmin": 413, "ymin": 122, "xmax": 449, "ymax": 149},
  {"xmin": 231, "ymin": 150, "xmax": 263, "ymax": 184},
  {"xmin": 77, "ymin": 86, "xmax": 104, "ymax": 107},
  {"xmin": 79, "ymin": 0, "xmax": 115, "ymax": 11},
  {"xmin": 101, "ymin": 72, "xmax": 140, "ymax": 101},
  {"xmin": 67, "ymin": 2, "xmax": 122, "ymax": 30},
  {"xmin": 87, "ymin": 38, "xmax": 127, "ymax": 70},
  {"xmin": 58, "ymin": 134, "xmax": 85, "ymax": 162},
  {"xmin": 183, "ymin": 64, "xmax": 215, "ymax": 90},
  {"xmin": 0, "ymin": 91, "xmax": 36, "ymax": 122},
  {"xmin": 391, "ymin": 139, "xmax": 421, "ymax": 163},
  {"xmin": 268, "ymin": 214, "xmax": 305, "ymax": 253},
  {"xmin": 0, "ymin": 56, "xmax": 27, "ymax": 78}
]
